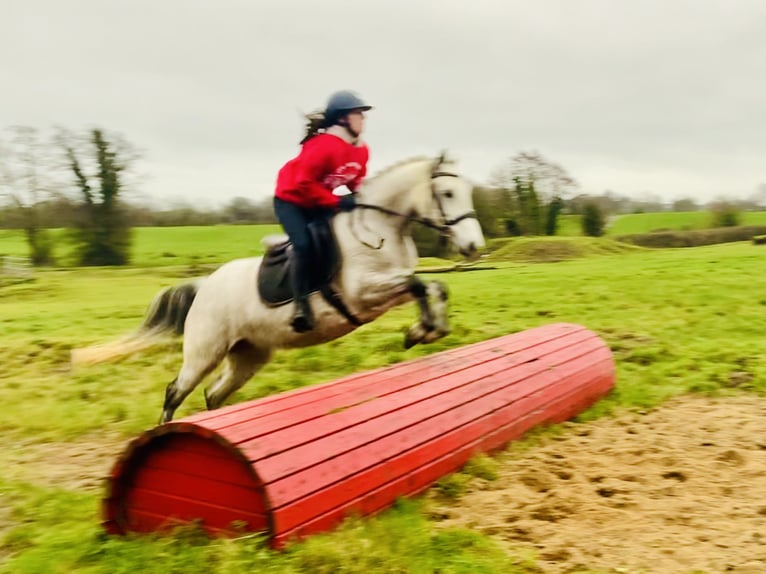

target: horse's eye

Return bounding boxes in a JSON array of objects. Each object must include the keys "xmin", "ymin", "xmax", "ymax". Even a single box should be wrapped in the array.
[{"xmin": 443, "ymin": 190, "xmax": 454, "ymax": 199}]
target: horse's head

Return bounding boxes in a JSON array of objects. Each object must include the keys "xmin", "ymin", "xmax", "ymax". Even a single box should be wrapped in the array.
[
  {"xmin": 357, "ymin": 152, "xmax": 485, "ymax": 259},
  {"xmin": 416, "ymin": 151, "xmax": 486, "ymax": 259}
]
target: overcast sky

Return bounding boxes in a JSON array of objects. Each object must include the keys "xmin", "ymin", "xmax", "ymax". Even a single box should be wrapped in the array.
[{"xmin": 2, "ymin": 0, "xmax": 764, "ymax": 208}]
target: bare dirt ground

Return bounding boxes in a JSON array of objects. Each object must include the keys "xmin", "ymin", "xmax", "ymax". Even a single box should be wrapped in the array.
[
  {"xmin": 6, "ymin": 431, "xmax": 127, "ymax": 492},
  {"xmin": 427, "ymin": 394, "xmax": 766, "ymax": 574}
]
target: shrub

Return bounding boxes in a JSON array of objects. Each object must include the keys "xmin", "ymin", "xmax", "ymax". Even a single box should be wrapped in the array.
[
  {"xmin": 617, "ymin": 225, "xmax": 766, "ymax": 248},
  {"xmin": 582, "ymin": 202, "xmax": 605, "ymax": 237}
]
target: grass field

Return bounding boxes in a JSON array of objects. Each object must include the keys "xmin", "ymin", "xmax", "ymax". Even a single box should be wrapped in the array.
[
  {"xmin": 1, "ymin": 232, "xmax": 765, "ymax": 572},
  {"xmin": 3, "ymin": 212, "xmax": 766, "ymax": 266},
  {"xmin": 0, "ymin": 225, "xmax": 283, "ymax": 267},
  {"xmin": 606, "ymin": 210, "xmax": 766, "ymax": 236},
  {"xmin": 557, "ymin": 211, "xmax": 766, "ymax": 237}
]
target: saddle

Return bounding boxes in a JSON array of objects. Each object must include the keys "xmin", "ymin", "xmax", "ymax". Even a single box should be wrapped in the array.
[{"xmin": 257, "ymin": 219, "xmax": 361, "ymax": 326}]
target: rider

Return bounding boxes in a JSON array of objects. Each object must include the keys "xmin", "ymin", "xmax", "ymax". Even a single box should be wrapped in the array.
[{"xmin": 273, "ymin": 89, "xmax": 372, "ymax": 333}]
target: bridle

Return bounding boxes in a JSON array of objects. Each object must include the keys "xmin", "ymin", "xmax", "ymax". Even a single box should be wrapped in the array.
[
  {"xmin": 427, "ymin": 171, "xmax": 478, "ymax": 232},
  {"xmin": 352, "ymin": 169, "xmax": 478, "ymax": 248}
]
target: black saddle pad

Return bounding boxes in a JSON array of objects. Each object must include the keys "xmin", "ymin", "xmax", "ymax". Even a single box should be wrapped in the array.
[{"xmin": 257, "ymin": 219, "xmax": 340, "ymax": 306}]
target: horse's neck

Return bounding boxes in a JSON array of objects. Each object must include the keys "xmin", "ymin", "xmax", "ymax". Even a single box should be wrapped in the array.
[
  {"xmin": 356, "ymin": 160, "xmax": 430, "ymax": 216},
  {"xmin": 332, "ymin": 161, "xmax": 429, "ymax": 271}
]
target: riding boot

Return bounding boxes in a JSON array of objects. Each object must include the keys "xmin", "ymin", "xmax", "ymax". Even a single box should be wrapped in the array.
[{"xmin": 290, "ymin": 254, "xmax": 315, "ymax": 333}]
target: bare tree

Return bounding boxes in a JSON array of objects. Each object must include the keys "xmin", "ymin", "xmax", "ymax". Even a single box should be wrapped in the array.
[
  {"xmin": 489, "ymin": 150, "xmax": 578, "ymax": 236},
  {"xmin": 0, "ymin": 126, "xmax": 59, "ymax": 264}
]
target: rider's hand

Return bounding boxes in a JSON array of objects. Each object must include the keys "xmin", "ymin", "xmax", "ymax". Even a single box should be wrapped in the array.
[{"xmin": 338, "ymin": 194, "xmax": 357, "ymax": 212}]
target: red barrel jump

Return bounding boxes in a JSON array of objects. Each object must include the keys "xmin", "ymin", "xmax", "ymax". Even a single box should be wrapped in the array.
[{"xmin": 103, "ymin": 322, "xmax": 615, "ymax": 547}]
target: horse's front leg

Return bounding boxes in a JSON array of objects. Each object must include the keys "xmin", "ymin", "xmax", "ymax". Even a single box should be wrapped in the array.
[{"xmin": 404, "ymin": 277, "xmax": 450, "ymax": 349}]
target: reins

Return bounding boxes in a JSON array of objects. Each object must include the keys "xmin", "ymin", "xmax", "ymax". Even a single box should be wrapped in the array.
[{"xmin": 350, "ymin": 170, "xmax": 477, "ymax": 249}]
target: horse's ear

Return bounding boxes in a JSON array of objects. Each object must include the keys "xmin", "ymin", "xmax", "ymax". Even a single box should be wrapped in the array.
[{"xmin": 432, "ymin": 149, "xmax": 448, "ymax": 172}]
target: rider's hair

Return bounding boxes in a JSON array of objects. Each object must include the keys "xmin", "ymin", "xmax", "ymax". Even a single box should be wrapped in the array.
[{"xmin": 300, "ymin": 110, "xmax": 329, "ymax": 144}]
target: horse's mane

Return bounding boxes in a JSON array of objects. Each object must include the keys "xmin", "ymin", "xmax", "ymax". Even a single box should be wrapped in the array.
[{"xmin": 366, "ymin": 155, "xmax": 432, "ymax": 183}]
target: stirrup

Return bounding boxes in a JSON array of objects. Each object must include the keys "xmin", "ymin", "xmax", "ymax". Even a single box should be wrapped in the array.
[{"xmin": 290, "ymin": 301, "xmax": 314, "ymax": 333}]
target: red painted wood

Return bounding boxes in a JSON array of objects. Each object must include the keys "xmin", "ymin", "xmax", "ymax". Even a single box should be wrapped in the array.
[
  {"xmin": 127, "ymin": 487, "xmax": 267, "ymax": 532},
  {"xmin": 191, "ymin": 323, "xmax": 580, "ymax": 439},
  {"xmin": 236, "ymin": 329, "xmax": 598, "ymax": 465},
  {"xmin": 183, "ymin": 323, "xmax": 578, "ymax": 429},
  {"xmin": 103, "ymin": 323, "xmax": 616, "ymax": 545},
  {"xmin": 248, "ymin": 336, "xmax": 605, "ymax": 482},
  {"xmin": 269, "ymin": 356, "xmax": 613, "ymax": 534},
  {"xmin": 129, "ymin": 467, "xmax": 266, "ymax": 513},
  {"xmin": 273, "ymin": 366, "xmax": 613, "ymax": 545}
]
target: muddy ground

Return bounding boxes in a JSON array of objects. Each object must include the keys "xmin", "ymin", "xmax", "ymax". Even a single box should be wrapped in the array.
[{"xmin": 427, "ymin": 394, "xmax": 766, "ymax": 573}]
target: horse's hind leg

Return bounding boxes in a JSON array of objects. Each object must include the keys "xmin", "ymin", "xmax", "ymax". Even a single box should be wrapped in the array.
[
  {"xmin": 160, "ymin": 343, "xmax": 227, "ymax": 424},
  {"xmin": 204, "ymin": 341, "xmax": 272, "ymax": 411}
]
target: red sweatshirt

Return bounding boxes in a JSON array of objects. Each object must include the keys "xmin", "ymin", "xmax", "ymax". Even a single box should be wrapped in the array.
[{"xmin": 275, "ymin": 132, "xmax": 369, "ymax": 209}]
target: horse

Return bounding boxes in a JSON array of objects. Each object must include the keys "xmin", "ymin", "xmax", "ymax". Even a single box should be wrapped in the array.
[{"xmin": 72, "ymin": 152, "xmax": 486, "ymax": 424}]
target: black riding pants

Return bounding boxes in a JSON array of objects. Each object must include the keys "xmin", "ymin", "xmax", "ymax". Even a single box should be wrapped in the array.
[{"xmin": 273, "ymin": 197, "xmax": 333, "ymax": 299}]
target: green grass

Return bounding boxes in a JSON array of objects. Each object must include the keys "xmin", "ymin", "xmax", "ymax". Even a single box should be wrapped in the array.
[
  {"xmin": 4, "ymin": 213, "xmax": 766, "ymax": 264},
  {"xmin": 606, "ymin": 211, "xmax": 766, "ymax": 236},
  {"xmin": 1, "ymin": 238, "xmax": 766, "ymax": 572},
  {"xmin": 544, "ymin": 211, "xmax": 766, "ymax": 237},
  {"xmin": 553, "ymin": 214, "xmax": 583, "ymax": 236},
  {"xmin": 0, "ymin": 225, "xmax": 283, "ymax": 267}
]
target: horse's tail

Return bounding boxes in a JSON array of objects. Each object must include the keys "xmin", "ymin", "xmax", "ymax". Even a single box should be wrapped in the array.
[{"xmin": 70, "ymin": 278, "xmax": 204, "ymax": 367}]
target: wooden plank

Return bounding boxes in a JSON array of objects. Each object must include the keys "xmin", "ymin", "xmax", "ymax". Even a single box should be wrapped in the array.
[
  {"xmin": 139, "ymin": 432, "xmax": 242, "ymax": 461},
  {"xmin": 246, "ymin": 336, "xmax": 607, "ymax": 480},
  {"xmin": 126, "ymin": 487, "xmax": 268, "ymax": 532},
  {"xmin": 140, "ymin": 446, "xmax": 260, "ymax": 489},
  {"xmin": 268, "ymin": 353, "xmax": 612, "ymax": 513},
  {"xmin": 272, "ymin": 365, "xmax": 613, "ymax": 545},
  {"xmin": 185, "ymin": 323, "xmax": 582, "ymax": 428},
  {"xmin": 217, "ymin": 329, "xmax": 585, "ymax": 445},
  {"xmin": 238, "ymin": 330, "xmax": 600, "ymax": 465},
  {"xmin": 129, "ymin": 466, "xmax": 267, "ymax": 514},
  {"xmin": 268, "ymin": 355, "xmax": 613, "ymax": 530},
  {"xmin": 255, "ymin": 342, "xmax": 607, "ymax": 488}
]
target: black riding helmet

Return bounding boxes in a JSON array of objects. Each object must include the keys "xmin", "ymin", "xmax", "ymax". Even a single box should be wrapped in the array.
[{"xmin": 325, "ymin": 90, "xmax": 373, "ymax": 125}]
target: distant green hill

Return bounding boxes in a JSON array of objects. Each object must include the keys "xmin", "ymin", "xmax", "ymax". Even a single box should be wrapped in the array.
[
  {"xmin": 485, "ymin": 236, "xmax": 642, "ymax": 263},
  {"xmin": 556, "ymin": 211, "xmax": 766, "ymax": 237}
]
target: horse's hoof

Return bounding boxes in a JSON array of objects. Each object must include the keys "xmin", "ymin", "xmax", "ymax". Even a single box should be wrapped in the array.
[{"xmin": 404, "ymin": 325, "xmax": 426, "ymax": 349}]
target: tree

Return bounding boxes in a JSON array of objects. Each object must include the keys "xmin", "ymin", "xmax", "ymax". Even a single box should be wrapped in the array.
[
  {"xmin": 60, "ymin": 128, "xmax": 138, "ymax": 265},
  {"xmin": 708, "ymin": 199, "xmax": 741, "ymax": 228},
  {"xmin": 582, "ymin": 202, "xmax": 605, "ymax": 237},
  {"xmin": 471, "ymin": 186, "xmax": 504, "ymax": 237},
  {"xmin": 545, "ymin": 195, "xmax": 565, "ymax": 236},
  {"xmin": 0, "ymin": 126, "xmax": 57, "ymax": 264},
  {"xmin": 510, "ymin": 151, "xmax": 577, "ymax": 202},
  {"xmin": 489, "ymin": 151, "xmax": 577, "ymax": 236},
  {"xmin": 222, "ymin": 196, "xmax": 277, "ymax": 224}
]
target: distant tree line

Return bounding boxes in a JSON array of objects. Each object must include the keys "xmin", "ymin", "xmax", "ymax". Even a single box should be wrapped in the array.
[
  {"xmin": 2, "ymin": 124, "xmax": 765, "ymax": 265},
  {"xmin": 0, "ymin": 194, "xmax": 277, "ymax": 229}
]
